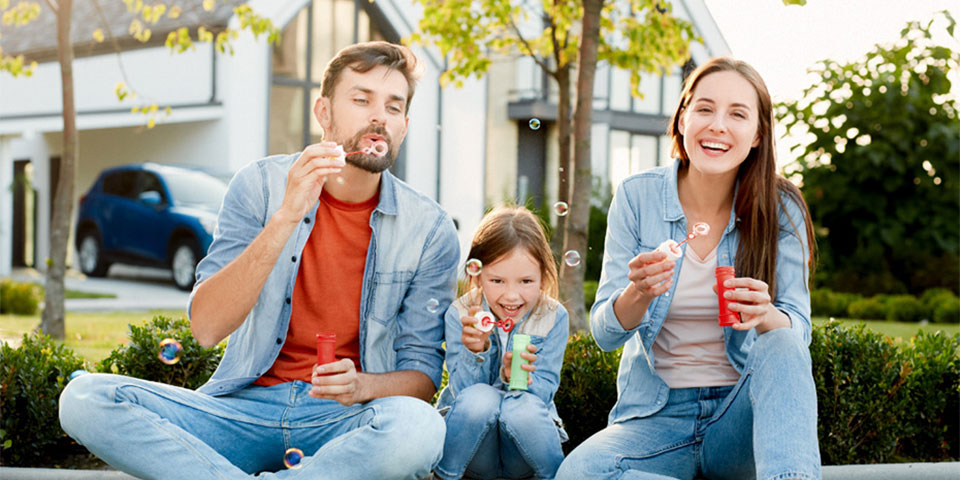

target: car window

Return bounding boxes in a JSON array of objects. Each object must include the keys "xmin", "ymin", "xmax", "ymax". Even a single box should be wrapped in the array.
[
  {"xmin": 138, "ymin": 172, "xmax": 167, "ymax": 202},
  {"xmin": 101, "ymin": 171, "xmax": 138, "ymax": 198},
  {"xmin": 161, "ymin": 169, "xmax": 228, "ymax": 209}
]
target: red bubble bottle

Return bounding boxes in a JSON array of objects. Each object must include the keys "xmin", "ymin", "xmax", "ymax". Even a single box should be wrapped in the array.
[{"xmin": 715, "ymin": 267, "xmax": 739, "ymax": 326}]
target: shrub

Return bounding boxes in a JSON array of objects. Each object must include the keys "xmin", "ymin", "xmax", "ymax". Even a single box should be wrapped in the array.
[
  {"xmin": 810, "ymin": 321, "xmax": 912, "ymax": 464},
  {"xmin": 0, "ymin": 279, "xmax": 40, "ymax": 315},
  {"xmin": 0, "ymin": 331, "xmax": 86, "ymax": 466},
  {"xmin": 896, "ymin": 330, "xmax": 960, "ymax": 461},
  {"xmin": 96, "ymin": 315, "xmax": 224, "ymax": 390},
  {"xmin": 811, "ymin": 288, "xmax": 862, "ymax": 318},
  {"xmin": 847, "ymin": 296, "xmax": 888, "ymax": 320},
  {"xmin": 583, "ymin": 280, "xmax": 599, "ymax": 312},
  {"xmin": 554, "ymin": 331, "xmax": 621, "ymax": 453},
  {"xmin": 886, "ymin": 295, "xmax": 927, "ymax": 323},
  {"xmin": 934, "ymin": 297, "xmax": 960, "ymax": 324}
]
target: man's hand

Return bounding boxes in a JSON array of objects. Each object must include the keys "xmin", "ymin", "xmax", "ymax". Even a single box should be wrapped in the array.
[
  {"xmin": 461, "ymin": 306, "xmax": 494, "ymax": 353},
  {"xmin": 502, "ymin": 344, "xmax": 538, "ymax": 385},
  {"xmin": 276, "ymin": 141, "xmax": 345, "ymax": 224},
  {"xmin": 309, "ymin": 359, "xmax": 368, "ymax": 406}
]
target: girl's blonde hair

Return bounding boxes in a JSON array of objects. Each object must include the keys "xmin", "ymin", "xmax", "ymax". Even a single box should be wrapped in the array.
[{"xmin": 463, "ymin": 206, "xmax": 559, "ymax": 311}]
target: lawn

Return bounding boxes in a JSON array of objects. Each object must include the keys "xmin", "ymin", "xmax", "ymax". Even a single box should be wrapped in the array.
[
  {"xmin": 813, "ymin": 316, "xmax": 960, "ymax": 341},
  {"xmin": 1, "ymin": 309, "xmax": 187, "ymax": 365}
]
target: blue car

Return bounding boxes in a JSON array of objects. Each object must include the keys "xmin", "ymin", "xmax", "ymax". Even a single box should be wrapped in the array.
[{"xmin": 74, "ymin": 163, "xmax": 227, "ymax": 290}]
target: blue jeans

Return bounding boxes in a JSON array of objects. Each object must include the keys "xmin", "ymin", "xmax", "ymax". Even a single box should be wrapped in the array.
[
  {"xmin": 436, "ymin": 384, "xmax": 564, "ymax": 480},
  {"xmin": 59, "ymin": 374, "xmax": 444, "ymax": 479},
  {"xmin": 556, "ymin": 328, "xmax": 821, "ymax": 480}
]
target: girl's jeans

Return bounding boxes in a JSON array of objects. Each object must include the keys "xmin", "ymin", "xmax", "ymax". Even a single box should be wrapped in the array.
[{"xmin": 436, "ymin": 384, "xmax": 565, "ymax": 480}]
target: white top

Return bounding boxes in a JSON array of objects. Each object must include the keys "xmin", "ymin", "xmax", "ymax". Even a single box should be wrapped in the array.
[{"xmin": 653, "ymin": 243, "xmax": 741, "ymax": 389}]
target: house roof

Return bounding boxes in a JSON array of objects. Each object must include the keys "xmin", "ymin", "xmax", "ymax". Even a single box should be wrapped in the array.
[{"xmin": 0, "ymin": 0, "xmax": 246, "ymax": 62}]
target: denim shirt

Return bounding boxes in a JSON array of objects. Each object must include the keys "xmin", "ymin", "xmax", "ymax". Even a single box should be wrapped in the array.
[
  {"xmin": 188, "ymin": 153, "xmax": 460, "ymax": 396},
  {"xmin": 437, "ymin": 291, "xmax": 570, "ymax": 439},
  {"xmin": 590, "ymin": 159, "xmax": 812, "ymax": 425}
]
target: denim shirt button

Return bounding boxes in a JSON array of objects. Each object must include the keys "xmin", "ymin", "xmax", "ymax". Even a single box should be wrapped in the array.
[
  {"xmin": 304, "ymin": 217, "xmax": 311, "ymax": 224},
  {"xmin": 291, "ymin": 256, "xmax": 296, "ymax": 262},
  {"xmin": 475, "ymin": 357, "xmax": 484, "ymax": 363},
  {"xmin": 656, "ymin": 400, "xmax": 662, "ymax": 405},
  {"xmin": 276, "ymin": 338, "xmax": 282, "ymax": 344},
  {"xmin": 285, "ymin": 297, "xmax": 291, "ymax": 304},
  {"xmin": 664, "ymin": 292, "xmax": 670, "ymax": 297}
]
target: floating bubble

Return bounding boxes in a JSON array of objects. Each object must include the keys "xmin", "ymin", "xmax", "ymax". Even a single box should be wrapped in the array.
[
  {"xmin": 158, "ymin": 338, "xmax": 183, "ymax": 365},
  {"xmin": 426, "ymin": 298, "xmax": 441, "ymax": 313},
  {"xmin": 68, "ymin": 369, "xmax": 88, "ymax": 382},
  {"xmin": 553, "ymin": 201, "xmax": 569, "ymax": 217},
  {"xmin": 563, "ymin": 250, "xmax": 581, "ymax": 267},
  {"xmin": 465, "ymin": 258, "xmax": 483, "ymax": 277},
  {"xmin": 335, "ymin": 176, "xmax": 345, "ymax": 185},
  {"xmin": 529, "ymin": 118, "xmax": 541, "ymax": 130},
  {"xmin": 692, "ymin": 222, "xmax": 710, "ymax": 236},
  {"xmin": 283, "ymin": 447, "xmax": 304, "ymax": 469}
]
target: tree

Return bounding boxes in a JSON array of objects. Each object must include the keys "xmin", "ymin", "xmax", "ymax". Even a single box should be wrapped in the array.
[
  {"xmin": 0, "ymin": 0, "xmax": 277, "ymax": 338},
  {"xmin": 409, "ymin": 0, "xmax": 696, "ymax": 331},
  {"xmin": 778, "ymin": 11, "xmax": 959, "ymax": 295}
]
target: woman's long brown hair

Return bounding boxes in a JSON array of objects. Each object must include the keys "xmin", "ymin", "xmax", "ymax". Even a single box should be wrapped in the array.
[{"xmin": 667, "ymin": 57, "xmax": 816, "ymax": 299}]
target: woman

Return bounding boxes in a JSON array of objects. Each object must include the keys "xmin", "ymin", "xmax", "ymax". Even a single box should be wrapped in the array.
[{"xmin": 557, "ymin": 58, "xmax": 819, "ymax": 480}]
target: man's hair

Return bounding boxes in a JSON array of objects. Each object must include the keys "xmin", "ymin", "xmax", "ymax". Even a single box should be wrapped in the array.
[{"xmin": 320, "ymin": 41, "xmax": 424, "ymax": 113}]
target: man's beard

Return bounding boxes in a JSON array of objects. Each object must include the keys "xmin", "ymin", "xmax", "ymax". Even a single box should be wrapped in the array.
[{"xmin": 341, "ymin": 125, "xmax": 397, "ymax": 174}]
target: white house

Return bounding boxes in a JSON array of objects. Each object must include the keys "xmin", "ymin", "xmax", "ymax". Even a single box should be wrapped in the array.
[{"xmin": 0, "ymin": 0, "xmax": 728, "ymax": 279}]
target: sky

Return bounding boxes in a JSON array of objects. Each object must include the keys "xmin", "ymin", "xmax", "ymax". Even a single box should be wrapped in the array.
[
  {"xmin": 703, "ymin": 0, "xmax": 959, "ymax": 103},
  {"xmin": 702, "ymin": 0, "xmax": 959, "ymax": 165}
]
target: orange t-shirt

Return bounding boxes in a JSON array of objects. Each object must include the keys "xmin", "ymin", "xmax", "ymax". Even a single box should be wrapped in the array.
[{"xmin": 253, "ymin": 188, "xmax": 377, "ymax": 387}]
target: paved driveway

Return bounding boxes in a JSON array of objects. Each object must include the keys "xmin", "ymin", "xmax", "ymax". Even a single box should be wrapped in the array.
[{"xmin": 10, "ymin": 265, "xmax": 190, "ymax": 312}]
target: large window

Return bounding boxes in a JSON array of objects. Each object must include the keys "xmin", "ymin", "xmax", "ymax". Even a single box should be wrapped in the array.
[
  {"xmin": 608, "ymin": 131, "xmax": 664, "ymax": 192},
  {"xmin": 268, "ymin": 1, "xmax": 386, "ymax": 156}
]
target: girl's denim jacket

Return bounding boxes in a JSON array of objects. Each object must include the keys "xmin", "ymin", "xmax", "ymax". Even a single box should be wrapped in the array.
[
  {"xmin": 591, "ymin": 159, "xmax": 812, "ymax": 425},
  {"xmin": 437, "ymin": 290, "xmax": 570, "ymax": 440},
  {"xmin": 188, "ymin": 153, "xmax": 460, "ymax": 396}
]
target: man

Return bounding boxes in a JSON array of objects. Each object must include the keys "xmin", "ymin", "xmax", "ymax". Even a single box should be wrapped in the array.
[{"xmin": 60, "ymin": 41, "xmax": 459, "ymax": 479}]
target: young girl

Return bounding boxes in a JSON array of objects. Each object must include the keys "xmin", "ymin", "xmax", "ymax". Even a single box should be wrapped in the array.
[
  {"xmin": 435, "ymin": 206, "xmax": 570, "ymax": 480},
  {"xmin": 557, "ymin": 58, "xmax": 820, "ymax": 480}
]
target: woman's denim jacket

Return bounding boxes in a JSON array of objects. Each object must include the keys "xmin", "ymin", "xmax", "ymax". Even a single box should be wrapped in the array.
[
  {"xmin": 591, "ymin": 159, "xmax": 812, "ymax": 425},
  {"xmin": 437, "ymin": 290, "xmax": 570, "ymax": 440},
  {"xmin": 188, "ymin": 153, "xmax": 460, "ymax": 397}
]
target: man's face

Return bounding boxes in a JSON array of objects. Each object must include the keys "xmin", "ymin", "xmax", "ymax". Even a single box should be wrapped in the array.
[{"xmin": 316, "ymin": 65, "xmax": 410, "ymax": 173}]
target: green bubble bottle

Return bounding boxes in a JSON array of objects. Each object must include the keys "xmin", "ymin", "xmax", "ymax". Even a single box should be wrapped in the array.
[{"xmin": 509, "ymin": 334, "xmax": 531, "ymax": 391}]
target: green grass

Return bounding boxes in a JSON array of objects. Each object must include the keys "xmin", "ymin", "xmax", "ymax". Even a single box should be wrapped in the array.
[
  {"xmin": 1, "ymin": 309, "xmax": 187, "ymax": 365},
  {"xmin": 65, "ymin": 289, "xmax": 117, "ymax": 299},
  {"xmin": 813, "ymin": 316, "xmax": 960, "ymax": 341}
]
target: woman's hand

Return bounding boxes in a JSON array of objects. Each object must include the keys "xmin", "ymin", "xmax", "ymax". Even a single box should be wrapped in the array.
[
  {"xmin": 626, "ymin": 251, "xmax": 675, "ymax": 300},
  {"xmin": 721, "ymin": 277, "xmax": 791, "ymax": 334}
]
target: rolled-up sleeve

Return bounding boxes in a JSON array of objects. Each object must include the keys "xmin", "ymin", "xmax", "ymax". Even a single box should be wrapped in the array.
[
  {"xmin": 590, "ymin": 179, "xmax": 644, "ymax": 351},
  {"xmin": 394, "ymin": 213, "xmax": 460, "ymax": 390}
]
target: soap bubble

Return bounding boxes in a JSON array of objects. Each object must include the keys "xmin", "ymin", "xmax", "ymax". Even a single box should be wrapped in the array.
[
  {"xmin": 283, "ymin": 448, "xmax": 304, "ymax": 469},
  {"xmin": 68, "ymin": 369, "xmax": 89, "ymax": 382},
  {"xmin": 426, "ymin": 298, "xmax": 441, "ymax": 313},
  {"xmin": 553, "ymin": 201, "xmax": 569, "ymax": 216},
  {"xmin": 563, "ymin": 250, "xmax": 581, "ymax": 267},
  {"xmin": 692, "ymin": 222, "xmax": 710, "ymax": 236},
  {"xmin": 529, "ymin": 118, "xmax": 541, "ymax": 130},
  {"xmin": 158, "ymin": 338, "xmax": 183, "ymax": 365},
  {"xmin": 465, "ymin": 258, "xmax": 483, "ymax": 277}
]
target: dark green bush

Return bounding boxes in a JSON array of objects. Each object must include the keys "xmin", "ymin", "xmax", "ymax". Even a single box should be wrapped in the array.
[
  {"xmin": 886, "ymin": 295, "xmax": 927, "ymax": 323},
  {"xmin": 554, "ymin": 331, "xmax": 621, "ymax": 453},
  {"xmin": 811, "ymin": 288, "xmax": 863, "ymax": 318},
  {"xmin": 0, "ymin": 279, "xmax": 40, "ymax": 315},
  {"xmin": 896, "ymin": 330, "xmax": 960, "ymax": 461},
  {"xmin": 934, "ymin": 297, "xmax": 960, "ymax": 324},
  {"xmin": 848, "ymin": 296, "xmax": 888, "ymax": 320},
  {"xmin": 0, "ymin": 331, "xmax": 86, "ymax": 466},
  {"xmin": 583, "ymin": 280, "xmax": 599, "ymax": 312},
  {"xmin": 921, "ymin": 288, "xmax": 957, "ymax": 310},
  {"xmin": 96, "ymin": 315, "xmax": 224, "ymax": 390}
]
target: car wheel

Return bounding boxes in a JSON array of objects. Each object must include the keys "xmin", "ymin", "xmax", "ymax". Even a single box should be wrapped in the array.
[
  {"xmin": 170, "ymin": 239, "xmax": 199, "ymax": 291},
  {"xmin": 77, "ymin": 231, "xmax": 110, "ymax": 277}
]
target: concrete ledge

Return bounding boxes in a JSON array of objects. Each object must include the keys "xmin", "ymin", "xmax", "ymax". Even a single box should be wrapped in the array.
[{"xmin": 2, "ymin": 463, "xmax": 959, "ymax": 479}]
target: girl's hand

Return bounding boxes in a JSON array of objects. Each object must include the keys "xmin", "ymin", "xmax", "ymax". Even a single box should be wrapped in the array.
[
  {"xmin": 460, "ymin": 306, "xmax": 493, "ymax": 353},
  {"xmin": 626, "ymin": 251, "xmax": 675, "ymax": 300},
  {"xmin": 501, "ymin": 344, "xmax": 538, "ymax": 385},
  {"xmin": 719, "ymin": 277, "xmax": 791, "ymax": 334}
]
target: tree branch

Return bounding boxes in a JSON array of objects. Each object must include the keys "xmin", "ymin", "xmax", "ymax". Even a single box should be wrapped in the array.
[
  {"xmin": 506, "ymin": 10, "xmax": 555, "ymax": 77},
  {"xmin": 43, "ymin": 0, "xmax": 57, "ymax": 14},
  {"xmin": 90, "ymin": 0, "xmax": 134, "ymax": 89}
]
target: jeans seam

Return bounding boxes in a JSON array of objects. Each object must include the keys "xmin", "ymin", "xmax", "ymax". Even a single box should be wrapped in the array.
[
  {"xmin": 498, "ymin": 412, "xmax": 555, "ymax": 479},
  {"xmin": 115, "ymin": 383, "xmax": 279, "ymax": 428},
  {"xmin": 436, "ymin": 408, "xmax": 499, "ymax": 479}
]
